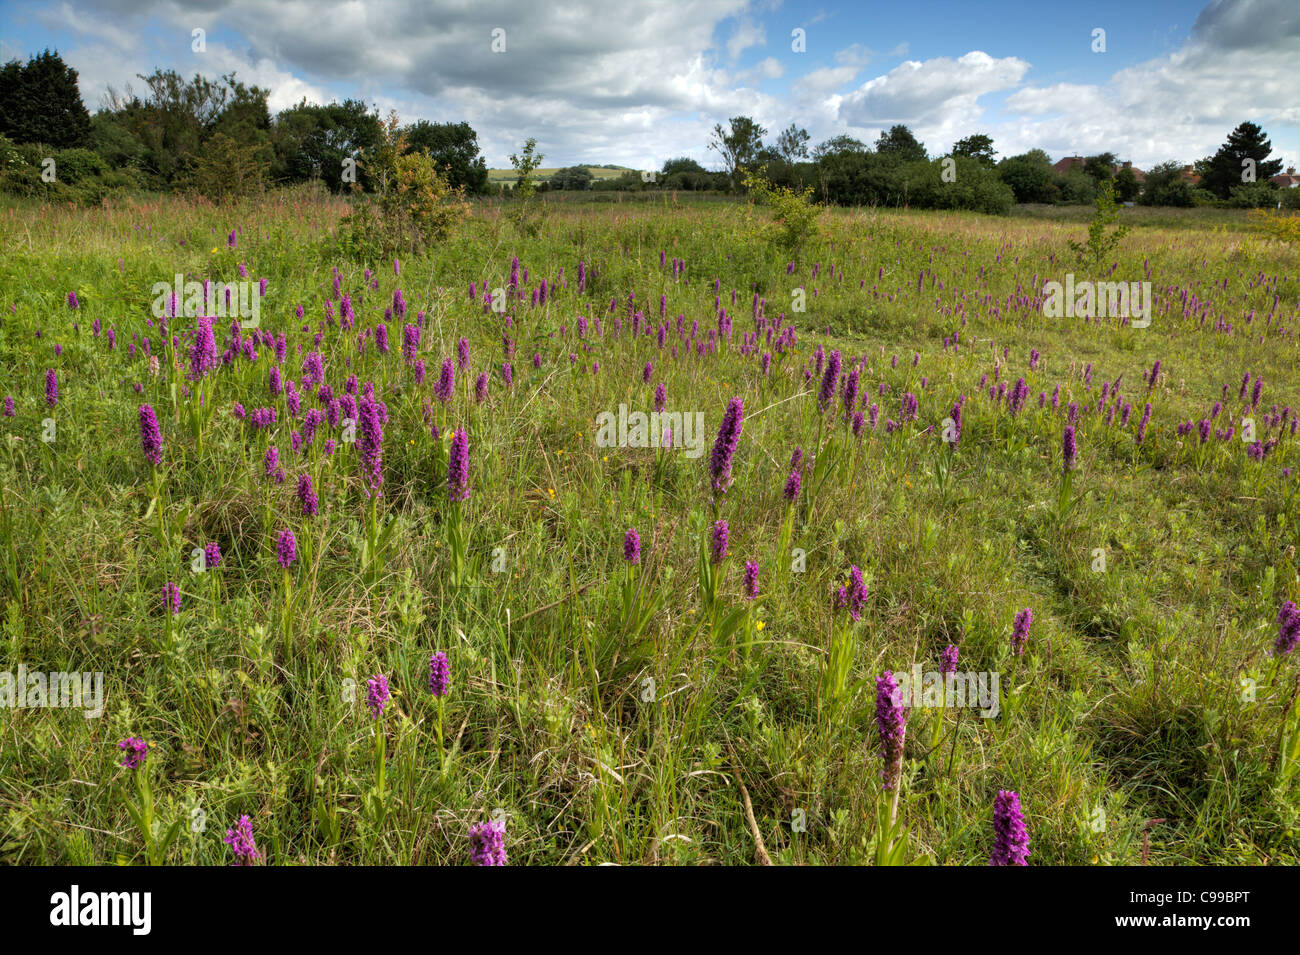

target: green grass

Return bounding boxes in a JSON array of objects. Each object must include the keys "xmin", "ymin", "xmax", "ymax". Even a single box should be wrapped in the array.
[
  {"xmin": 0, "ymin": 191, "xmax": 1296, "ymax": 865},
  {"xmin": 487, "ymin": 165, "xmax": 631, "ymax": 184}
]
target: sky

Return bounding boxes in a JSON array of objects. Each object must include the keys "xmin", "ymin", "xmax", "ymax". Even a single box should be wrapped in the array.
[{"xmin": 2, "ymin": 0, "xmax": 1297, "ymax": 174}]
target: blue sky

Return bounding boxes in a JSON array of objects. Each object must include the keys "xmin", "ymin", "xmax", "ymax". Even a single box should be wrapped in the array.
[{"xmin": 2, "ymin": 0, "xmax": 1296, "ymax": 173}]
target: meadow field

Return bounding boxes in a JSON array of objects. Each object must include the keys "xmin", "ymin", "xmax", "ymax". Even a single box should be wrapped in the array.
[{"xmin": 0, "ymin": 192, "xmax": 1297, "ymax": 866}]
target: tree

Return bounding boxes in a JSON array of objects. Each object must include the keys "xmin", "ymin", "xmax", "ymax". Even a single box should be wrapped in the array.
[
  {"xmin": 403, "ymin": 120, "xmax": 489, "ymax": 194},
  {"xmin": 507, "ymin": 137, "xmax": 546, "ymax": 236},
  {"xmin": 1201, "ymin": 122, "xmax": 1283, "ymax": 200},
  {"xmin": 1227, "ymin": 181, "xmax": 1277, "ymax": 208},
  {"xmin": 97, "ymin": 70, "xmax": 271, "ymax": 185},
  {"xmin": 812, "ymin": 135, "xmax": 866, "ymax": 161},
  {"xmin": 1083, "ymin": 152, "xmax": 1117, "ymax": 183},
  {"xmin": 184, "ymin": 132, "xmax": 270, "ymax": 202},
  {"xmin": 0, "ymin": 50, "xmax": 92, "ymax": 148},
  {"xmin": 509, "ymin": 137, "xmax": 543, "ymax": 197},
  {"xmin": 1113, "ymin": 165, "xmax": 1140, "ymax": 202},
  {"xmin": 997, "ymin": 150, "xmax": 1055, "ymax": 204},
  {"xmin": 550, "ymin": 165, "xmax": 593, "ymax": 190},
  {"xmin": 874, "ymin": 125, "xmax": 926, "ymax": 163},
  {"xmin": 709, "ymin": 116, "xmax": 767, "ymax": 191},
  {"xmin": 952, "ymin": 133, "xmax": 996, "ymax": 165},
  {"xmin": 742, "ymin": 169, "xmax": 822, "ymax": 257},
  {"xmin": 1137, "ymin": 160, "xmax": 1195, "ymax": 207},
  {"xmin": 338, "ymin": 112, "xmax": 469, "ymax": 259},
  {"xmin": 774, "ymin": 124, "xmax": 810, "ymax": 162},
  {"xmin": 271, "ymin": 99, "xmax": 381, "ymax": 191},
  {"xmin": 1067, "ymin": 178, "xmax": 1130, "ymax": 271},
  {"xmin": 662, "ymin": 156, "xmax": 706, "ymax": 176},
  {"xmin": 660, "ymin": 156, "xmax": 710, "ymax": 190}
]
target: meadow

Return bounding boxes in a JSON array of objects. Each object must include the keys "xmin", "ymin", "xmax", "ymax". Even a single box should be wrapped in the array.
[{"xmin": 0, "ymin": 190, "xmax": 1297, "ymax": 865}]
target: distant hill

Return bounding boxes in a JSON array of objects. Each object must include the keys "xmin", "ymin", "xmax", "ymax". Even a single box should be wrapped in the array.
[{"xmin": 486, "ymin": 165, "xmax": 632, "ymax": 184}]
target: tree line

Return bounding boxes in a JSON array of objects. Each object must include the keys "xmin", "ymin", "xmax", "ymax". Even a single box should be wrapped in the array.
[{"xmin": 0, "ymin": 50, "xmax": 1293, "ymax": 214}]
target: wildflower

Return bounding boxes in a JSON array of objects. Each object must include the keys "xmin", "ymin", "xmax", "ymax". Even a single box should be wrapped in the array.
[
  {"xmin": 1276, "ymin": 601, "xmax": 1300, "ymax": 656},
  {"xmin": 837, "ymin": 565, "xmax": 868, "ymax": 621},
  {"xmin": 139, "ymin": 404, "xmax": 163, "ymax": 466},
  {"xmin": 277, "ymin": 528, "xmax": 297, "ymax": 569},
  {"xmin": 118, "ymin": 737, "xmax": 148, "ymax": 769},
  {"xmin": 1011, "ymin": 608, "xmax": 1032, "ymax": 656},
  {"xmin": 624, "ymin": 528, "xmax": 641, "ymax": 565},
  {"xmin": 366, "ymin": 674, "xmax": 390, "ymax": 718},
  {"xmin": 990, "ymin": 790, "xmax": 1031, "ymax": 866},
  {"xmin": 940, "ymin": 644, "xmax": 959, "ymax": 674},
  {"xmin": 946, "ymin": 402, "xmax": 967, "ymax": 449},
  {"xmin": 189, "ymin": 316, "xmax": 218, "ymax": 380},
  {"xmin": 743, "ymin": 561, "xmax": 759, "ymax": 600},
  {"xmin": 164, "ymin": 582, "xmax": 180, "ymax": 615},
  {"xmin": 402, "ymin": 323, "xmax": 420, "ymax": 365},
  {"xmin": 817, "ymin": 349, "xmax": 841, "ymax": 412},
  {"xmin": 224, "ymin": 815, "xmax": 259, "ymax": 866},
  {"xmin": 448, "ymin": 428, "xmax": 470, "ymax": 502},
  {"xmin": 709, "ymin": 397, "xmax": 744, "ymax": 497},
  {"xmin": 435, "ymin": 358, "xmax": 455, "ymax": 402},
  {"xmin": 711, "ymin": 520, "xmax": 729, "ymax": 564},
  {"xmin": 1062, "ymin": 424, "xmax": 1076, "ymax": 472},
  {"xmin": 357, "ymin": 396, "xmax": 385, "ymax": 497},
  {"xmin": 429, "ymin": 651, "xmax": 451, "ymax": 697},
  {"xmin": 875, "ymin": 671, "xmax": 907, "ymax": 791},
  {"xmin": 45, "ymin": 369, "xmax": 57, "ymax": 407},
  {"xmin": 469, "ymin": 820, "xmax": 508, "ymax": 866},
  {"xmin": 297, "ymin": 473, "xmax": 318, "ymax": 517},
  {"xmin": 204, "ymin": 542, "xmax": 221, "ymax": 568},
  {"xmin": 783, "ymin": 466, "xmax": 802, "ymax": 501}
]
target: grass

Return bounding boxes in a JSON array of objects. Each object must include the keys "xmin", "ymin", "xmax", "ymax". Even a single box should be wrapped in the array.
[
  {"xmin": 486, "ymin": 165, "xmax": 631, "ymax": 184},
  {"xmin": 0, "ymin": 190, "xmax": 1297, "ymax": 865}
]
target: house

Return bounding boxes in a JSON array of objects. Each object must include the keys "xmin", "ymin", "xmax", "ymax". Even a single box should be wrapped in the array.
[
  {"xmin": 1271, "ymin": 166, "xmax": 1300, "ymax": 188},
  {"xmin": 1120, "ymin": 160, "xmax": 1145, "ymax": 184},
  {"xmin": 1053, "ymin": 156, "xmax": 1143, "ymax": 181},
  {"xmin": 1053, "ymin": 155, "xmax": 1085, "ymax": 175},
  {"xmin": 1179, "ymin": 164, "xmax": 1201, "ymax": 185}
]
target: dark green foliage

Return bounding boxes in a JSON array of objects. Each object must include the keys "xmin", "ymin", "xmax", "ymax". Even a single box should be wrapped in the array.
[{"xmin": 0, "ymin": 50, "xmax": 91, "ymax": 149}]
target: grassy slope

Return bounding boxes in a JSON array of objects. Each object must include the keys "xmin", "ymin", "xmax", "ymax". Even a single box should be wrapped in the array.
[{"xmin": 0, "ymin": 193, "xmax": 1297, "ymax": 865}]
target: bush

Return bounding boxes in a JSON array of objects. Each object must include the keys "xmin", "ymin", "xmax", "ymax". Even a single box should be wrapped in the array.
[
  {"xmin": 182, "ymin": 133, "xmax": 271, "ymax": 203},
  {"xmin": 742, "ymin": 169, "xmax": 822, "ymax": 257},
  {"xmin": 905, "ymin": 157, "xmax": 1014, "ymax": 215},
  {"xmin": 337, "ymin": 147, "xmax": 469, "ymax": 261},
  {"xmin": 1227, "ymin": 182, "xmax": 1277, "ymax": 208},
  {"xmin": 1056, "ymin": 170, "xmax": 1097, "ymax": 204}
]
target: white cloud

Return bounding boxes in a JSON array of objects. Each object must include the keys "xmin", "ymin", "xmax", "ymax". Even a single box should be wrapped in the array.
[
  {"xmin": 26, "ymin": 0, "xmax": 1300, "ymax": 173},
  {"xmin": 726, "ymin": 16, "xmax": 766, "ymax": 61},
  {"xmin": 998, "ymin": 0, "xmax": 1300, "ymax": 168}
]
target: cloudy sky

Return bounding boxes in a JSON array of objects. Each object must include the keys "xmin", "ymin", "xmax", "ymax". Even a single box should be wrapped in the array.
[{"xmin": 3, "ymin": 0, "xmax": 1297, "ymax": 173}]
